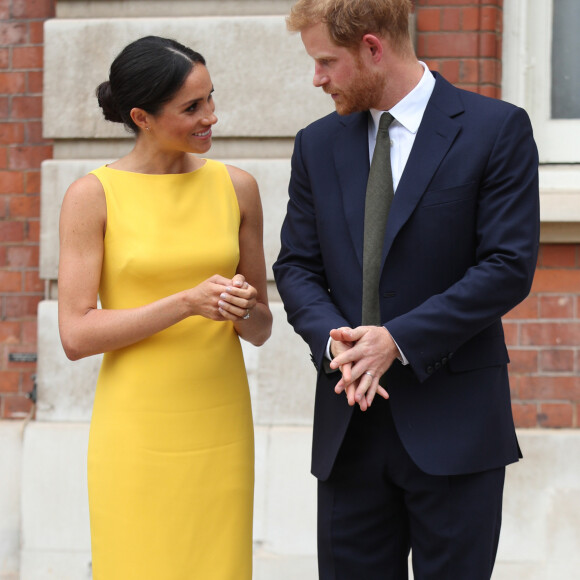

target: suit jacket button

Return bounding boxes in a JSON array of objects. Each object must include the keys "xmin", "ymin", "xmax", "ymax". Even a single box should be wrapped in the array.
[
  {"xmin": 442, "ymin": 357, "xmax": 448, "ymax": 365},
  {"xmin": 426, "ymin": 366, "xmax": 434, "ymax": 375},
  {"xmin": 435, "ymin": 362, "xmax": 441, "ymax": 370}
]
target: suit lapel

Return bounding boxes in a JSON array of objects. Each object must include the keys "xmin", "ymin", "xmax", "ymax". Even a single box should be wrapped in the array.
[
  {"xmin": 331, "ymin": 75, "xmax": 465, "ymax": 271},
  {"xmin": 381, "ymin": 76, "xmax": 464, "ymax": 265},
  {"xmin": 333, "ymin": 112, "xmax": 370, "ymax": 268}
]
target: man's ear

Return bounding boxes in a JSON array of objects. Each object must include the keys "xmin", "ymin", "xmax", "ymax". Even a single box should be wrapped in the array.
[{"xmin": 361, "ymin": 34, "xmax": 384, "ymax": 63}]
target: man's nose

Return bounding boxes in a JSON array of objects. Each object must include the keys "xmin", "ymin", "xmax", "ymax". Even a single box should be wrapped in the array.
[{"xmin": 313, "ymin": 65, "xmax": 329, "ymax": 87}]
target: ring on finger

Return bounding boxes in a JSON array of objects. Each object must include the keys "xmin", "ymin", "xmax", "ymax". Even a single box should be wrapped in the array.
[
  {"xmin": 364, "ymin": 371, "xmax": 374, "ymax": 378},
  {"xmin": 242, "ymin": 309, "xmax": 251, "ymax": 320}
]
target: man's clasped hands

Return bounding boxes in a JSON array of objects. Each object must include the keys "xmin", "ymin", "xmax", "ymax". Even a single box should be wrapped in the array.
[{"xmin": 329, "ymin": 325, "xmax": 400, "ymax": 411}]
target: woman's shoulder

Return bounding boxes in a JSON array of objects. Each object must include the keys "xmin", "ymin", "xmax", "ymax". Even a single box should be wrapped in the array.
[
  {"xmin": 223, "ymin": 163, "xmax": 259, "ymax": 203},
  {"xmin": 211, "ymin": 163, "xmax": 260, "ymax": 218},
  {"xmin": 223, "ymin": 163, "xmax": 257, "ymax": 188},
  {"xmin": 62, "ymin": 172, "xmax": 106, "ymax": 217}
]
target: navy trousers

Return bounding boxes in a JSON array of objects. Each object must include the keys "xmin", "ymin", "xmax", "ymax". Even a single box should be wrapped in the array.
[{"xmin": 317, "ymin": 397, "xmax": 505, "ymax": 580}]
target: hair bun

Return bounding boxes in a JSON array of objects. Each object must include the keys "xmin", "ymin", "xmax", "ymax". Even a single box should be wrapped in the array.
[{"xmin": 96, "ymin": 81, "xmax": 124, "ymax": 124}]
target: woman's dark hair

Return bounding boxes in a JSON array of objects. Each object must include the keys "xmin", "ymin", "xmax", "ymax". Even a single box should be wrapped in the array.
[{"xmin": 96, "ymin": 36, "xmax": 206, "ymax": 134}]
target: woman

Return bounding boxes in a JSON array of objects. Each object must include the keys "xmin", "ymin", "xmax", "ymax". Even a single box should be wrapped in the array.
[{"xmin": 58, "ymin": 36, "xmax": 272, "ymax": 579}]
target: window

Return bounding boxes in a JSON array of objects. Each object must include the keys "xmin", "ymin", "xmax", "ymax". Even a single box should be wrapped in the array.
[
  {"xmin": 503, "ymin": 0, "xmax": 580, "ymax": 163},
  {"xmin": 503, "ymin": 0, "xmax": 580, "ymax": 240},
  {"xmin": 551, "ymin": 0, "xmax": 580, "ymax": 119}
]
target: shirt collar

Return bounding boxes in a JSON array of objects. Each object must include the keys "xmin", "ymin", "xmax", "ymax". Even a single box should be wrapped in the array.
[{"xmin": 369, "ymin": 61, "xmax": 435, "ymax": 137}]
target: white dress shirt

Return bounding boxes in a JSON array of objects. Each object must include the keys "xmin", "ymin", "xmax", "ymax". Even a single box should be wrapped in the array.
[{"xmin": 368, "ymin": 61, "xmax": 435, "ymax": 191}]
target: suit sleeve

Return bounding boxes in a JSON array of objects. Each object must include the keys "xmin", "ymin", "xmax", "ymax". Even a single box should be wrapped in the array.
[
  {"xmin": 387, "ymin": 106, "xmax": 540, "ymax": 382},
  {"xmin": 273, "ymin": 130, "xmax": 351, "ymax": 372}
]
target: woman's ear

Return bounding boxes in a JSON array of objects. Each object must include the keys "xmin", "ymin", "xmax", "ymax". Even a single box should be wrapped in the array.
[{"xmin": 130, "ymin": 107, "xmax": 150, "ymax": 132}]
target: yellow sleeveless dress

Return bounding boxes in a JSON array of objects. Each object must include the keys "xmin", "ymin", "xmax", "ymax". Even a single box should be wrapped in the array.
[{"xmin": 87, "ymin": 160, "xmax": 254, "ymax": 580}]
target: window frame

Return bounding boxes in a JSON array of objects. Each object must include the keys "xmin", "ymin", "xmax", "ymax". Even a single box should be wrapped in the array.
[
  {"xmin": 502, "ymin": 0, "xmax": 580, "ymax": 163},
  {"xmin": 503, "ymin": 0, "xmax": 580, "ymax": 240}
]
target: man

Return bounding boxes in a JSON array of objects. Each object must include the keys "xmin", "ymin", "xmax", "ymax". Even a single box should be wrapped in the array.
[{"xmin": 272, "ymin": 1, "xmax": 540, "ymax": 579}]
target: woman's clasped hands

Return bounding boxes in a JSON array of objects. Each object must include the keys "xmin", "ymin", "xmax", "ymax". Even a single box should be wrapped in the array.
[
  {"xmin": 188, "ymin": 274, "xmax": 256, "ymax": 322},
  {"xmin": 189, "ymin": 273, "xmax": 255, "ymax": 323},
  {"xmin": 217, "ymin": 273, "xmax": 257, "ymax": 322}
]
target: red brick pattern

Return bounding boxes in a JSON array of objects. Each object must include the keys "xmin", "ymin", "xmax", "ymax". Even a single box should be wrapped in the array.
[
  {"xmin": 0, "ymin": 0, "xmax": 54, "ymax": 418},
  {"xmin": 506, "ymin": 245, "xmax": 580, "ymax": 428},
  {"xmin": 415, "ymin": 0, "xmax": 504, "ymax": 98}
]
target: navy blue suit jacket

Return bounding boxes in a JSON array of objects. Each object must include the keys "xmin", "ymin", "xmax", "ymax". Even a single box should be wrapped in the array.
[{"xmin": 273, "ymin": 73, "xmax": 540, "ymax": 481}]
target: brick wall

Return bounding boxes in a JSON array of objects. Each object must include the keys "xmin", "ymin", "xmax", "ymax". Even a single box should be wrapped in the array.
[
  {"xmin": 415, "ymin": 0, "xmax": 503, "ymax": 98},
  {"xmin": 507, "ymin": 245, "xmax": 580, "ymax": 428},
  {"xmin": 0, "ymin": 0, "xmax": 54, "ymax": 418}
]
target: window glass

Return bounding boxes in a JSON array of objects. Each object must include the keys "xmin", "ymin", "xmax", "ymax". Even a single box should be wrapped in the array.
[{"xmin": 551, "ymin": 0, "xmax": 580, "ymax": 119}]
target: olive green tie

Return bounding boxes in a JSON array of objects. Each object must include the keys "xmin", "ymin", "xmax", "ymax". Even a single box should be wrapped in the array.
[{"xmin": 362, "ymin": 112, "xmax": 395, "ymax": 326}]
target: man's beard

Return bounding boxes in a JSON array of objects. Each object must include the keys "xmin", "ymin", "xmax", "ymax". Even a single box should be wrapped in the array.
[{"xmin": 326, "ymin": 66, "xmax": 384, "ymax": 115}]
